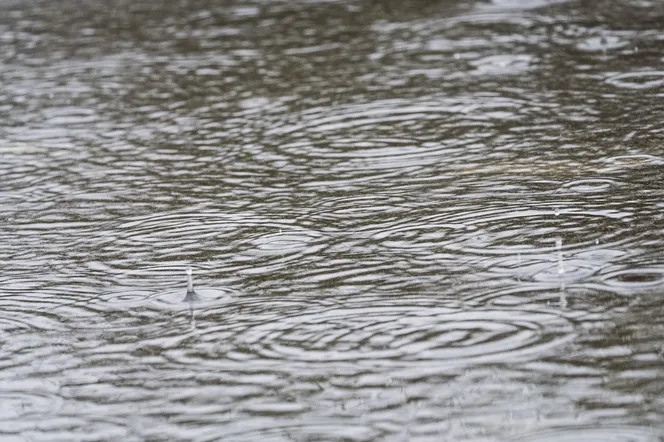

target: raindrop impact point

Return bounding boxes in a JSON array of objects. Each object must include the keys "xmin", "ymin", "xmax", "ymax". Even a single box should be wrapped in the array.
[{"xmin": 184, "ymin": 267, "xmax": 202, "ymax": 303}]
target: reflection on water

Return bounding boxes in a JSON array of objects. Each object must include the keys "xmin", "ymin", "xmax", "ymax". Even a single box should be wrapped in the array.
[{"xmin": 1, "ymin": 0, "xmax": 664, "ymax": 440}]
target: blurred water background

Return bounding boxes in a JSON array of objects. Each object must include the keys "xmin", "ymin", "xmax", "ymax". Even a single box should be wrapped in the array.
[{"xmin": 1, "ymin": 0, "xmax": 664, "ymax": 440}]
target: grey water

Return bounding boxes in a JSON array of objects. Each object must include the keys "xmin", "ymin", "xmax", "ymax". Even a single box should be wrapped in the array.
[{"xmin": 1, "ymin": 0, "xmax": 664, "ymax": 440}]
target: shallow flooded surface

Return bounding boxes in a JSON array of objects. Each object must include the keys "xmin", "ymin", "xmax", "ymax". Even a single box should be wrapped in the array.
[{"xmin": 2, "ymin": 0, "xmax": 664, "ymax": 440}]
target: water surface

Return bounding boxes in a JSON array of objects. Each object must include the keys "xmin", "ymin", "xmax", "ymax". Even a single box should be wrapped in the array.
[{"xmin": 1, "ymin": 0, "xmax": 664, "ymax": 440}]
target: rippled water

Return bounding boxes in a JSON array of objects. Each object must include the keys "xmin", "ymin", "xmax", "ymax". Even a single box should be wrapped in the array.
[{"xmin": 2, "ymin": 0, "xmax": 664, "ymax": 440}]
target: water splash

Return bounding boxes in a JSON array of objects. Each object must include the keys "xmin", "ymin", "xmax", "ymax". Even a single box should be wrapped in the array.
[
  {"xmin": 183, "ymin": 267, "xmax": 201, "ymax": 303},
  {"xmin": 556, "ymin": 237, "xmax": 567, "ymax": 307}
]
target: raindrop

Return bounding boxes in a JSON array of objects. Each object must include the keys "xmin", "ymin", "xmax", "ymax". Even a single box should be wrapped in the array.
[
  {"xmin": 183, "ymin": 267, "xmax": 201, "ymax": 303},
  {"xmin": 556, "ymin": 237, "xmax": 567, "ymax": 307}
]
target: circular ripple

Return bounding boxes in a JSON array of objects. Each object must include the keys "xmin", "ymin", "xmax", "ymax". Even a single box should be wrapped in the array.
[
  {"xmin": 471, "ymin": 54, "xmax": 533, "ymax": 76},
  {"xmin": 602, "ymin": 154, "xmax": 664, "ymax": 169},
  {"xmin": 151, "ymin": 287, "xmax": 234, "ymax": 308},
  {"xmin": 598, "ymin": 266, "xmax": 664, "ymax": 295},
  {"xmin": 556, "ymin": 178, "xmax": 620, "ymax": 194},
  {"xmin": 606, "ymin": 71, "xmax": 664, "ymax": 89},
  {"xmin": 447, "ymin": 206, "xmax": 633, "ymax": 256},
  {"xmin": 0, "ymin": 380, "xmax": 63, "ymax": 422},
  {"xmin": 514, "ymin": 425, "xmax": 663, "ymax": 442},
  {"xmin": 67, "ymin": 279, "xmax": 235, "ymax": 335},
  {"xmin": 247, "ymin": 232, "xmax": 323, "ymax": 254},
  {"xmin": 577, "ymin": 35, "xmax": 629, "ymax": 52},
  {"xmin": 370, "ymin": 221, "xmax": 470, "ymax": 250},
  {"xmin": 371, "ymin": 203, "xmax": 633, "ymax": 258},
  {"xmin": 208, "ymin": 421, "xmax": 380, "ymax": 442},
  {"xmin": 240, "ymin": 230, "xmax": 329, "ymax": 262},
  {"xmin": 104, "ymin": 211, "xmax": 329, "ymax": 274},
  {"xmin": 94, "ymin": 285, "xmax": 234, "ymax": 312},
  {"xmin": 264, "ymin": 97, "xmax": 496, "ymax": 175},
  {"xmin": 0, "ymin": 306, "xmax": 67, "ymax": 333},
  {"xmin": 0, "ymin": 391, "xmax": 61, "ymax": 421},
  {"xmin": 461, "ymin": 280, "xmax": 631, "ymax": 315},
  {"xmin": 231, "ymin": 305, "xmax": 573, "ymax": 365}
]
